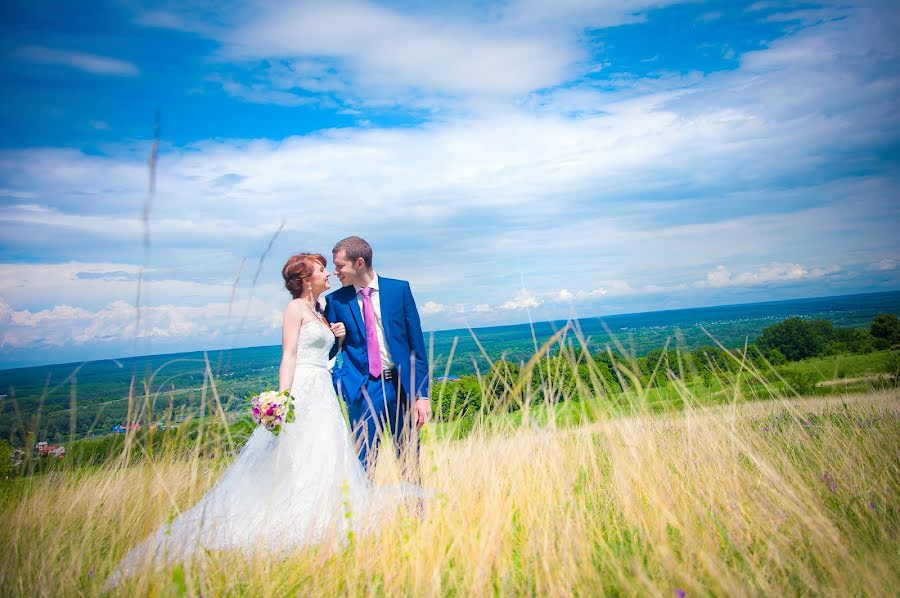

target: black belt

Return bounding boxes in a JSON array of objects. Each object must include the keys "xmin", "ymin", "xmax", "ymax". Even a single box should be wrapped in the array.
[{"xmin": 373, "ymin": 368, "xmax": 396, "ymax": 380}]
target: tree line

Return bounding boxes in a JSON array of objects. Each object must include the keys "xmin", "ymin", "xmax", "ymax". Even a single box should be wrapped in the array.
[{"xmin": 433, "ymin": 313, "xmax": 900, "ymax": 422}]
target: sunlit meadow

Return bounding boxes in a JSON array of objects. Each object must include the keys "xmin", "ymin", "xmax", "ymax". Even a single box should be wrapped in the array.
[{"xmin": 1, "ymin": 336, "xmax": 898, "ymax": 596}]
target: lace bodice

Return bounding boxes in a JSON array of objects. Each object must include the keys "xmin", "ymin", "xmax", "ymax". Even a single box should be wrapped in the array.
[{"xmin": 294, "ymin": 320, "xmax": 335, "ymax": 370}]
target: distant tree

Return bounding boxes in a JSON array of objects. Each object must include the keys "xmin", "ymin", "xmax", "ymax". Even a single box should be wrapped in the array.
[
  {"xmin": 0, "ymin": 439, "xmax": 13, "ymax": 476},
  {"xmin": 529, "ymin": 356, "xmax": 579, "ymax": 404},
  {"xmin": 870, "ymin": 313, "xmax": 900, "ymax": 349},
  {"xmin": 824, "ymin": 328, "xmax": 875, "ymax": 355},
  {"xmin": 434, "ymin": 376, "xmax": 483, "ymax": 421},
  {"xmin": 886, "ymin": 352, "xmax": 900, "ymax": 387},
  {"xmin": 691, "ymin": 345, "xmax": 735, "ymax": 374},
  {"xmin": 581, "ymin": 358, "xmax": 619, "ymax": 393},
  {"xmin": 780, "ymin": 369, "xmax": 818, "ymax": 395},
  {"xmin": 593, "ymin": 353, "xmax": 623, "ymax": 390},
  {"xmin": 747, "ymin": 343, "xmax": 785, "ymax": 369},
  {"xmin": 484, "ymin": 359, "xmax": 524, "ymax": 410},
  {"xmin": 765, "ymin": 348, "xmax": 787, "ymax": 366},
  {"xmin": 643, "ymin": 348, "xmax": 682, "ymax": 381},
  {"xmin": 756, "ymin": 317, "xmax": 834, "ymax": 361}
]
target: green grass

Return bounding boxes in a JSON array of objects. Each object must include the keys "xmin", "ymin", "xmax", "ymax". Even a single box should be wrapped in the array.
[
  {"xmin": 432, "ymin": 350, "xmax": 899, "ymax": 440},
  {"xmin": 779, "ymin": 350, "xmax": 895, "ymax": 380}
]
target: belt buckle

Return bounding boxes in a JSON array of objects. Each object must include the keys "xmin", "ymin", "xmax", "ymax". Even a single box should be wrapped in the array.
[{"xmin": 382, "ymin": 368, "xmax": 393, "ymax": 380}]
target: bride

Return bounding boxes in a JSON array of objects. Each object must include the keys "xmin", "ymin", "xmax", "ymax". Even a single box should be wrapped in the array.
[{"xmin": 107, "ymin": 253, "xmax": 412, "ymax": 586}]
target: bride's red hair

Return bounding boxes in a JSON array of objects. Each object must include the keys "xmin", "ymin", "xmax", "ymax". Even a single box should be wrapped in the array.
[{"xmin": 282, "ymin": 253, "xmax": 327, "ymax": 299}]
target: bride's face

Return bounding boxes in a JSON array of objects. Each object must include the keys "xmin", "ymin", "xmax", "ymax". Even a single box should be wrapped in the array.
[{"xmin": 309, "ymin": 262, "xmax": 331, "ymax": 294}]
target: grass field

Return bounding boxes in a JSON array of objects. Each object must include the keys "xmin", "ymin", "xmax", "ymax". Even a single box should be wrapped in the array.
[
  {"xmin": 432, "ymin": 348, "xmax": 898, "ymax": 437},
  {"xmin": 1, "ymin": 368, "xmax": 898, "ymax": 596}
]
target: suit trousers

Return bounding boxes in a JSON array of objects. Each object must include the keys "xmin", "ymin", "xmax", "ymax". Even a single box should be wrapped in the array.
[{"xmin": 348, "ymin": 373, "xmax": 419, "ymax": 481}]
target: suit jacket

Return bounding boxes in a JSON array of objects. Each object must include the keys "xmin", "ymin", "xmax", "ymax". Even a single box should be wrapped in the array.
[{"xmin": 324, "ymin": 276, "xmax": 430, "ymax": 403}]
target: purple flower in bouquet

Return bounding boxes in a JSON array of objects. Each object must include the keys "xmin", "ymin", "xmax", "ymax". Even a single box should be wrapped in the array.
[{"xmin": 248, "ymin": 390, "xmax": 295, "ymax": 433}]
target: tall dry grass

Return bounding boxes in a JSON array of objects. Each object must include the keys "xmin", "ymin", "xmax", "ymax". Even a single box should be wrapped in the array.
[{"xmin": 2, "ymin": 379, "xmax": 898, "ymax": 596}]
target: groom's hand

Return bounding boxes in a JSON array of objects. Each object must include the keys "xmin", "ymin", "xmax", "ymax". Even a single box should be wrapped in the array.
[{"xmin": 414, "ymin": 399, "xmax": 431, "ymax": 428}]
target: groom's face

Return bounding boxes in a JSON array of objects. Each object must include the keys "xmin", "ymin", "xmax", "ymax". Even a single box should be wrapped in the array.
[{"xmin": 333, "ymin": 250, "xmax": 365, "ymax": 287}]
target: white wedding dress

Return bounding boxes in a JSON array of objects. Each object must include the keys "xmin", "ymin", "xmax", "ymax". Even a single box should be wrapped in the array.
[{"xmin": 107, "ymin": 321, "xmax": 411, "ymax": 586}]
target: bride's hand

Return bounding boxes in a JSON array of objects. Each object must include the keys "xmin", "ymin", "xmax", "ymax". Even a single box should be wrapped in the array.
[{"xmin": 330, "ymin": 322, "xmax": 346, "ymax": 340}]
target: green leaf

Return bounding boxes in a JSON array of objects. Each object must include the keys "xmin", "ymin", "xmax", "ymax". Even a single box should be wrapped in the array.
[
  {"xmin": 171, "ymin": 565, "xmax": 187, "ymax": 596},
  {"xmin": 285, "ymin": 393, "xmax": 297, "ymax": 425}
]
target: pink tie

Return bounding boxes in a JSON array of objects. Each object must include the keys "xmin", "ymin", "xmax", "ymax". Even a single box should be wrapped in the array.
[{"xmin": 359, "ymin": 287, "xmax": 383, "ymax": 378}]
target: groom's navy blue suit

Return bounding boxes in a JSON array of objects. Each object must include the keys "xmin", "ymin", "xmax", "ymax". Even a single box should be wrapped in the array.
[{"xmin": 325, "ymin": 276, "xmax": 429, "ymax": 470}]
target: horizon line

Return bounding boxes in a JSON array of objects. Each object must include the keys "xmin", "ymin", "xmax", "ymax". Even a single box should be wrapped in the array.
[{"xmin": 1, "ymin": 288, "xmax": 897, "ymax": 373}]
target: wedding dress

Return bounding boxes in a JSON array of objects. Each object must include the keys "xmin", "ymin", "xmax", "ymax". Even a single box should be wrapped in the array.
[{"xmin": 107, "ymin": 321, "xmax": 412, "ymax": 586}]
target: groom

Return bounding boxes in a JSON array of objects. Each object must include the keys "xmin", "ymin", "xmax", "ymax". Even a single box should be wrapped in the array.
[{"xmin": 324, "ymin": 236, "xmax": 431, "ymax": 476}]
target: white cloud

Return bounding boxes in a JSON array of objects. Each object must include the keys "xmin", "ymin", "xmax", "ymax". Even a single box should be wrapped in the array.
[
  {"xmin": 7, "ymin": 1, "xmax": 900, "ymax": 250},
  {"xmin": 221, "ymin": 0, "xmax": 575, "ymax": 99},
  {"xmin": 0, "ymin": 297, "xmax": 282, "ymax": 350},
  {"xmin": 696, "ymin": 262, "xmax": 837, "ymax": 288},
  {"xmin": 701, "ymin": 265, "xmax": 733, "ymax": 288},
  {"xmin": 499, "ymin": 0, "xmax": 683, "ymax": 29},
  {"xmin": 213, "ymin": 75, "xmax": 318, "ymax": 107},
  {"xmin": 871, "ymin": 258, "xmax": 897, "ymax": 271},
  {"xmin": 142, "ymin": 0, "xmax": 688, "ymax": 104},
  {"xmin": 762, "ymin": 8, "xmax": 839, "ymax": 26},
  {"xmin": 0, "ymin": 297, "xmax": 11, "ymax": 324},
  {"xmin": 0, "ymin": 201, "xmax": 284, "ymax": 249},
  {"xmin": 736, "ymin": 263, "xmax": 809, "ymax": 285},
  {"xmin": 421, "ymin": 300, "xmax": 445, "ymax": 315},
  {"xmin": 608, "ymin": 281, "xmax": 636, "ymax": 295},
  {"xmin": 472, "ymin": 304, "xmax": 491, "ymax": 313},
  {"xmin": 15, "ymin": 45, "xmax": 139, "ymax": 77},
  {"xmin": 698, "ymin": 11, "xmax": 724, "ymax": 22},
  {"xmin": 499, "ymin": 288, "xmax": 540, "ymax": 310},
  {"xmin": 134, "ymin": 10, "xmax": 194, "ymax": 31},
  {"xmin": 555, "ymin": 283, "xmax": 633, "ymax": 303},
  {"xmin": 746, "ymin": 1, "xmax": 780, "ymax": 11},
  {"xmin": 577, "ymin": 287, "xmax": 610, "ymax": 300},
  {"xmin": 0, "ymin": 261, "xmax": 251, "ymax": 312}
]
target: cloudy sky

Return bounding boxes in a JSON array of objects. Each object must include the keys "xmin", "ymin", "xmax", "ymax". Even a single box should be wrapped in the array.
[{"xmin": 1, "ymin": 0, "xmax": 898, "ymax": 368}]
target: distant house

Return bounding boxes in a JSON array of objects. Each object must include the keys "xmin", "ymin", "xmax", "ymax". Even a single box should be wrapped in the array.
[{"xmin": 35, "ymin": 442, "xmax": 65, "ymax": 458}]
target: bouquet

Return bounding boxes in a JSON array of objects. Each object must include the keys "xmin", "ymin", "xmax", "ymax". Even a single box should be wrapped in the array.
[{"xmin": 250, "ymin": 389, "xmax": 295, "ymax": 433}]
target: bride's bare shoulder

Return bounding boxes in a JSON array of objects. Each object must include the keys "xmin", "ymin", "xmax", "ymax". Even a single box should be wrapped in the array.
[{"xmin": 284, "ymin": 299, "xmax": 304, "ymax": 317}]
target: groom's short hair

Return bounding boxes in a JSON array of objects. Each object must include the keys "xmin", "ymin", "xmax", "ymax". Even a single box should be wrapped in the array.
[{"xmin": 333, "ymin": 236, "xmax": 373, "ymax": 268}]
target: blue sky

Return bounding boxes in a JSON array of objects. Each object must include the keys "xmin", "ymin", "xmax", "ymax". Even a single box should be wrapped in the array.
[{"xmin": 1, "ymin": 0, "xmax": 898, "ymax": 368}]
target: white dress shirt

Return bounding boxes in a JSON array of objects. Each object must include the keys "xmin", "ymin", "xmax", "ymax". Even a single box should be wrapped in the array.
[{"xmin": 353, "ymin": 273, "xmax": 394, "ymax": 369}]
